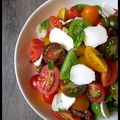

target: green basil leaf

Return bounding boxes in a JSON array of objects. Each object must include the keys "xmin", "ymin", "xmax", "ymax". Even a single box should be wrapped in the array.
[
  {"xmin": 60, "ymin": 50, "xmax": 78, "ymax": 80},
  {"xmin": 68, "ymin": 19, "xmax": 91, "ymax": 48},
  {"xmin": 74, "ymin": 31, "xmax": 85, "ymax": 48},
  {"xmin": 103, "ymin": 17, "xmax": 109, "ymax": 27},
  {"xmin": 105, "ymin": 94, "xmax": 113, "ymax": 103},
  {"xmin": 41, "ymin": 19, "xmax": 49, "ymax": 30}
]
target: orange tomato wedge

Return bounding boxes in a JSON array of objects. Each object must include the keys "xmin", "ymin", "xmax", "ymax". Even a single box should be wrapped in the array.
[
  {"xmin": 76, "ymin": 44, "xmax": 86, "ymax": 56},
  {"xmin": 71, "ymin": 94, "xmax": 90, "ymax": 111},
  {"xmin": 84, "ymin": 46, "xmax": 108, "ymax": 73},
  {"xmin": 78, "ymin": 56, "xmax": 90, "ymax": 67}
]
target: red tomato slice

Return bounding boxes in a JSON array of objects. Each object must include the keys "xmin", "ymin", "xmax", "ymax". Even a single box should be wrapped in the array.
[
  {"xmin": 87, "ymin": 82, "xmax": 105, "ymax": 103},
  {"xmin": 53, "ymin": 111, "xmax": 80, "ymax": 120},
  {"xmin": 67, "ymin": 6, "xmax": 79, "ymax": 19},
  {"xmin": 30, "ymin": 74, "xmax": 40, "ymax": 90},
  {"xmin": 101, "ymin": 61, "xmax": 118, "ymax": 87},
  {"xmin": 38, "ymin": 65, "xmax": 60, "ymax": 96},
  {"xmin": 49, "ymin": 16, "xmax": 63, "ymax": 29},
  {"xmin": 29, "ymin": 38, "xmax": 44, "ymax": 62}
]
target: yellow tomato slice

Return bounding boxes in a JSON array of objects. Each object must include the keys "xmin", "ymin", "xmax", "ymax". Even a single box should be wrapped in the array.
[
  {"xmin": 57, "ymin": 8, "xmax": 68, "ymax": 20},
  {"xmin": 75, "ymin": 44, "xmax": 86, "ymax": 56},
  {"xmin": 71, "ymin": 94, "xmax": 90, "ymax": 111},
  {"xmin": 84, "ymin": 46, "xmax": 108, "ymax": 73},
  {"xmin": 78, "ymin": 56, "xmax": 90, "ymax": 67},
  {"xmin": 43, "ymin": 37, "xmax": 50, "ymax": 45}
]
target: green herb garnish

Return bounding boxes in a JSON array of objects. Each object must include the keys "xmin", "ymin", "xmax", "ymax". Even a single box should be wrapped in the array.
[
  {"xmin": 105, "ymin": 94, "xmax": 113, "ymax": 103},
  {"xmin": 103, "ymin": 17, "xmax": 109, "ymax": 27},
  {"xmin": 58, "ymin": 108, "xmax": 66, "ymax": 112},
  {"xmin": 48, "ymin": 61, "xmax": 54, "ymax": 70}
]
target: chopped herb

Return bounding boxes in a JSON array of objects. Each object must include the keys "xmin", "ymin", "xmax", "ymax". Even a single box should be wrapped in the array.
[
  {"xmin": 48, "ymin": 61, "xmax": 55, "ymax": 70},
  {"xmin": 97, "ymin": 53, "xmax": 104, "ymax": 59},
  {"xmin": 58, "ymin": 108, "xmax": 66, "ymax": 112}
]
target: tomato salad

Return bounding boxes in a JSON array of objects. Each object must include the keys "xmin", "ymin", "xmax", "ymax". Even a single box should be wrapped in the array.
[{"xmin": 29, "ymin": 3, "xmax": 118, "ymax": 120}]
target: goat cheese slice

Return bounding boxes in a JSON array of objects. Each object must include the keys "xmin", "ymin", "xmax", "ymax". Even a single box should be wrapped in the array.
[
  {"xmin": 52, "ymin": 93, "xmax": 75, "ymax": 111},
  {"xmin": 70, "ymin": 64, "xmax": 95, "ymax": 85},
  {"xmin": 84, "ymin": 25, "xmax": 108, "ymax": 48},
  {"xmin": 49, "ymin": 28, "xmax": 74, "ymax": 51}
]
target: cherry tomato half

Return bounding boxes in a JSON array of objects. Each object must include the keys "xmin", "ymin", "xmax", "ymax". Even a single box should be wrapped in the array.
[
  {"xmin": 101, "ymin": 61, "xmax": 118, "ymax": 87},
  {"xmin": 87, "ymin": 82, "xmax": 105, "ymax": 103},
  {"xmin": 43, "ymin": 43, "xmax": 66, "ymax": 65},
  {"xmin": 30, "ymin": 74, "xmax": 40, "ymax": 90},
  {"xmin": 67, "ymin": 6, "xmax": 79, "ymax": 19},
  {"xmin": 29, "ymin": 38, "xmax": 44, "ymax": 62},
  {"xmin": 53, "ymin": 111, "xmax": 80, "ymax": 120},
  {"xmin": 38, "ymin": 65, "xmax": 60, "ymax": 96},
  {"xmin": 49, "ymin": 16, "xmax": 63, "ymax": 29},
  {"xmin": 81, "ymin": 6, "xmax": 99, "ymax": 25}
]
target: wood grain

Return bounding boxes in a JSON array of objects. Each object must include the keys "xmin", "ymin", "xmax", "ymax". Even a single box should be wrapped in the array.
[{"xmin": 2, "ymin": 0, "xmax": 46, "ymax": 120}]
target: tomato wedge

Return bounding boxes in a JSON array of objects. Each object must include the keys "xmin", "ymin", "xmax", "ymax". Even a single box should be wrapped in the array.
[
  {"xmin": 53, "ymin": 111, "xmax": 80, "ymax": 120},
  {"xmin": 101, "ymin": 61, "xmax": 118, "ymax": 87},
  {"xmin": 43, "ymin": 43, "xmax": 66, "ymax": 65},
  {"xmin": 87, "ymin": 82, "xmax": 105, "ymax": 103},
  {"xmin": 84, "ymin": 46, "xmax": 108, "ymax": 73},
  {"xmin": 49, "ymin": 16, "xmax": 63, "ymax": 29},
  {"xmin": 38, "ymin": 65, "xmax": 60, "ymax": 96},
  {"xmin": 67, "ymin": 6, "xmax": 79, "ymax": 19},
  {"xmin": 29, "ymin": 38, "xmax": 44, "ymax": 62}
]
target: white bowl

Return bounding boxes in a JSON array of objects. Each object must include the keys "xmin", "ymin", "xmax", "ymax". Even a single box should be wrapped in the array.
[{"xmin": 14, "ymin": 0, "xmax": 118, "ymax": 120}]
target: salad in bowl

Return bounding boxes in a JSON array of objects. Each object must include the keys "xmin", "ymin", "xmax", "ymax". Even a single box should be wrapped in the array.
[{"xmin": 22, "ymin": 2, "xmax": 118, "ymax": 120}]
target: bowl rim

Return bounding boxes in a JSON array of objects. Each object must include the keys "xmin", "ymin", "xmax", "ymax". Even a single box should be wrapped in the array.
[
  {"xmin": 14, "ymin": 0, "xmax": 53, "ymax": 120},
  {"xmin": 14, "ymin": 0, "xmax": 118, "ymax": 120}
]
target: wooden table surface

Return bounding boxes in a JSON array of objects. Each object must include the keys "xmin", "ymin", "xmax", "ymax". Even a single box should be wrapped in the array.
[{"xmin": 2, "ymin": 0, "xmax": 46, "ymax": 120}]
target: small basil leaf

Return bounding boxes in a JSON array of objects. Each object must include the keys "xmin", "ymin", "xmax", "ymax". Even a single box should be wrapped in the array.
[
  {"xmin": 41, "ymin": 19, "xmax": 49, "ymax": 30},
  {"xmin": 48, "ymin": 61, "xmax": 54, "ymax": 70},
  {"xmin": 105, "ymin": 94, "xmax": 113, "ymax": 103},
  {"xmin": 58, "ymin": 108, "xmax": 66, "ymax": 112},
  {"xmin": 103, "ymin": 17, "xmax": 109, "ymax": 27}
]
